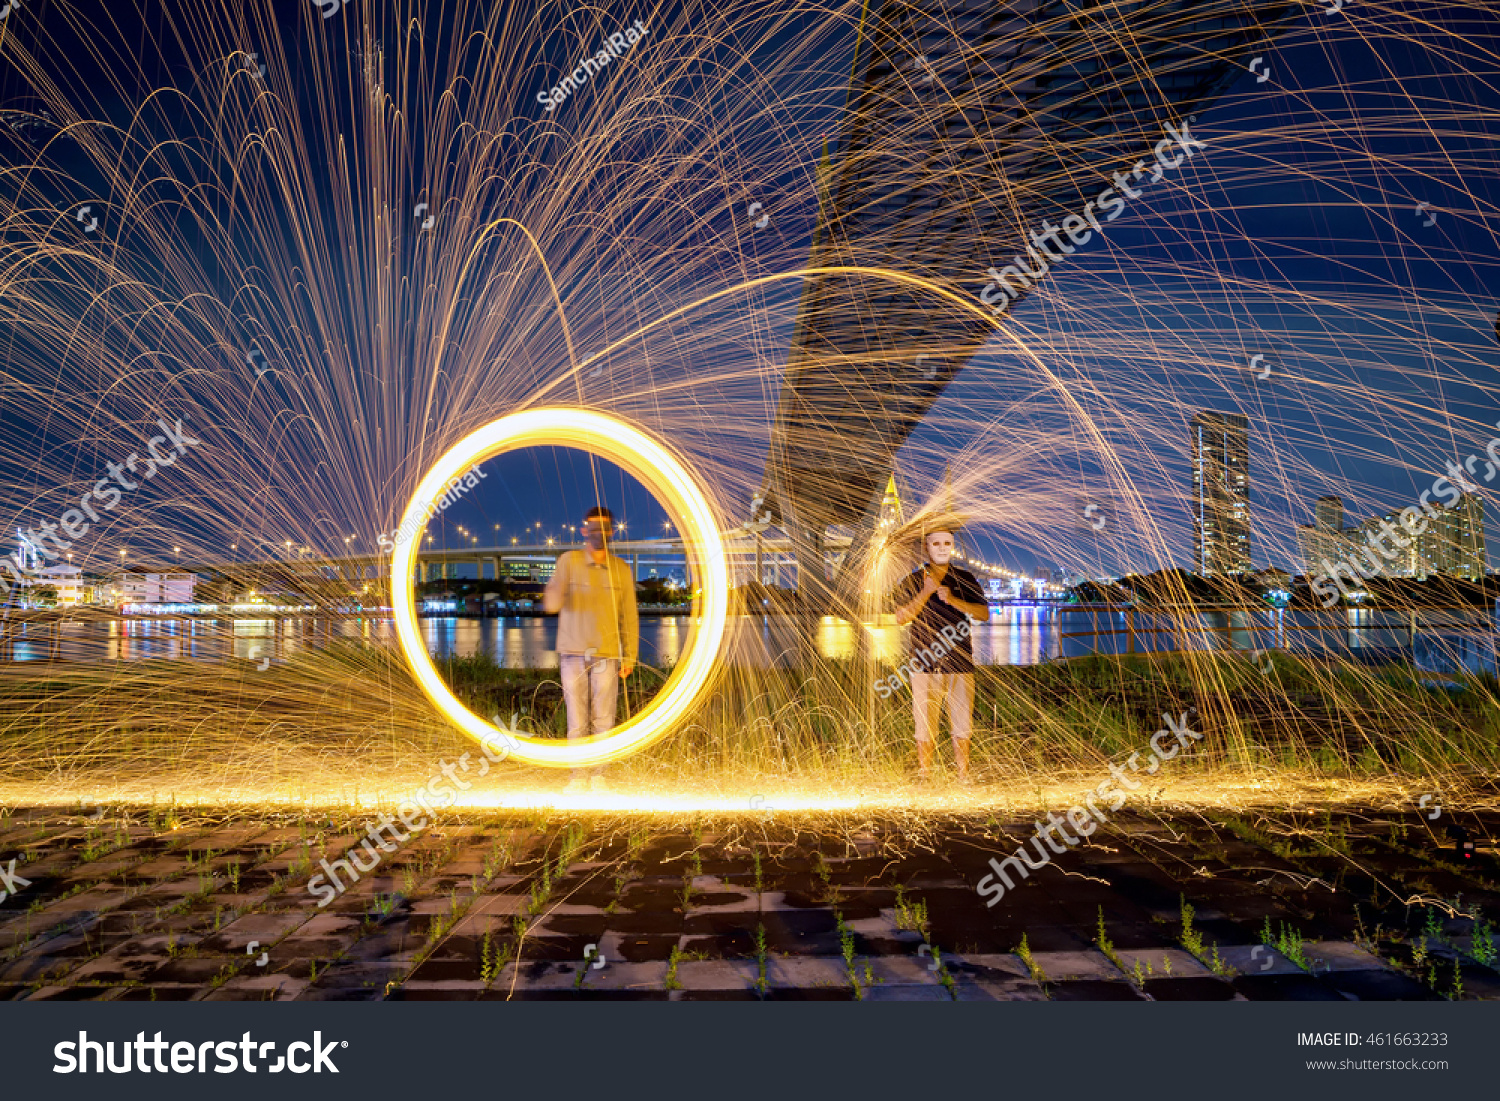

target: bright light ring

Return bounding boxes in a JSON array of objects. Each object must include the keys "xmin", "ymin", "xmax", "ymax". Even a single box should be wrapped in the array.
[{"xmin": 390, "ymin": 408, "xmax": 728, "ymax": 768}]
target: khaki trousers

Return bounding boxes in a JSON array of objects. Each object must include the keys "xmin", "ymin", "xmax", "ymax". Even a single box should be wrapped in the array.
[{"xmin": 911, "ymin": 671, "xmax": 972, "ymax": 746}]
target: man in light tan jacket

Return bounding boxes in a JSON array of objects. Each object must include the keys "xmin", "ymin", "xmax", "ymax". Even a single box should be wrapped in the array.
[{"xmin": 543, "ymin": 505, "xmax": 638, "ymax": 791}]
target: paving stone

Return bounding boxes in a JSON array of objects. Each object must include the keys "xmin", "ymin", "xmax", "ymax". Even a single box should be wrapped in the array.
[
  {"xmin": 860, "ymin": 983, "xmax": 954, "ymax": 1001},
  {"xmin": 504, "ymin": 960, "xmax": 584, "ymax": 991},
  {"xmin": 1028, "ymin": 949, "xmax": 1121, "ymax": 981},
  {"xmin": 673, "ymin": 960, "xmax": 759, "ymax": 992},
  {"xmin": 864, "ymin": 953, "xmax": 945, "ymax": 985},
  {"xmin": 944, "ymin": 952, "xmax": 1031, "ymax": 982},
  {"xmin": 583, "ymin": 961, "xmax": 668, "ymax": 991},
  {"xmin": 1047, "ymin": 979, "xmax": 1147, "ymax": 1001},
  {"xmin": 1319, "ymin": 968, "xmax": 1439, "ymax": 1001},
  {"xmin": 1301, "ymin": 940, "xmax": 1390, "ymax": 972},
  {"xmin": 1219, "ymin": 944, "xmax": 1305, "ymax": 976},
  {"xmin": 1114, "ymin": 946, "xmax": 1212, "ymax": 978},
  {"xmin": 1231, "ymin": 973, "xmax": 1349, "ymax": 1000},
  {"xmin": 607, "ymin": 932, "xmax": 681, "ymax": 962},
  {"xmin": 1142, "ymin": 976, "xmax": 1241, "ymax": 1000},
  {"xmin": 687, "ymin": 877, "xmax": 759, "ymax": 911},
  {"xmin": 2, "ymin": 807, "xmax": 1497, "ymax": 1002},
  {"xmin": 204, "ymin": 911, "xmax": 311, "ymax": 948},
  {"xmin": 213, "ymin": 972, "xmax": 305, "ymax": 998},
  {"xmin": 765, "ymin": 955, "xmax": 850, "ymax": 990},
  {"xmin": 952, "ymin": 980, "xmax": 1049, "ymax": 1001}
]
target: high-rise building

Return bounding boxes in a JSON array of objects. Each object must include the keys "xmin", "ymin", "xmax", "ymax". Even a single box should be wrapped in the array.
[
  {"xmin": 1420, "ymin": 493, "xmax": 1486, "ymax": 579},
  {"xmin": 1298, "ymin": 492, "xmax": 1487, "ymax": 581},
  {"xmin": 1190, "ymin": 411, "xmax": 1250, "ymax": 574},
  {"xmin": 1314, "ymin": 496, "xmax": 1343, "ymax": 532}
]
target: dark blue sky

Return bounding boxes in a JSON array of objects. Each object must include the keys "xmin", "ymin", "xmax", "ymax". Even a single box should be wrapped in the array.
[{"xmin": 2, "ymin": 2, "xmax": 1497, "ymax": 578}]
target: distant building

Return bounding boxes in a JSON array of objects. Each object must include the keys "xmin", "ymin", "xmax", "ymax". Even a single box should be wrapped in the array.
[
  {"xmin": 111, "ymin": 572, "xmax": 196, "ymax": 606},
  {"xmin": 1190, "ymin": 411, "xmax": 1250, "ymax": 574},
  {"xmin": 1313, "ymin": 495, "xmax": 1343, "ymax": 531},
  {"xmin": 1421, "ymin": 493, "xmax": 1485, "ymax": 579},
  {"xmin": 877, "ymin": 473, "xmax": 904, "ymax": 536},
  {"xmin": 31, "ymin": 564, "xmax": 89, "ymax": 605},
  {"xmin": 1298, "ymin": 492, "xmax": 1486, "ymax": 581}
]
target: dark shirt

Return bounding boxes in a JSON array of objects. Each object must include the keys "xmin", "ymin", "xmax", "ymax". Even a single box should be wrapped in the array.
[{"xmin": 889, "ymin": 564, "xmax": 986, "ymax": 674}]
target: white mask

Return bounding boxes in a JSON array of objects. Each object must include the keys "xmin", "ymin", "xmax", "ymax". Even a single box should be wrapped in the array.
[{"xmin": 924, "ymin": 532, "xmax": 954, "ymax": 566}]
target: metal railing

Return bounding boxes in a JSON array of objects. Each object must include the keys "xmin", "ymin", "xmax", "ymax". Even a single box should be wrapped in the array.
[{"xmin": 1053, "ymin": 604, "xmax": 1497, "ymax": 658}]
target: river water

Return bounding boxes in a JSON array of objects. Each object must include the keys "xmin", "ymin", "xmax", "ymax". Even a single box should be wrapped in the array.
[{"xmin": 5, "ymin": 605, "xmax": 1497, "ymax": 674}]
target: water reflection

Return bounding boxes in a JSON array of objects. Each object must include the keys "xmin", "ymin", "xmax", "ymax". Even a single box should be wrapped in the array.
[
  {"xmin": 420, "ymin": 617, "xmax": 687, "ymax": 670},
  {"xmin": 2, "ymin": 605, "xmax": 1496, "ymax": 674}
]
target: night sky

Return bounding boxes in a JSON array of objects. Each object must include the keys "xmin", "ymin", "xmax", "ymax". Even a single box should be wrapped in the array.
[{"xmin": 1, "ymin": 2, "xmax": 1496, "ymax": 576}]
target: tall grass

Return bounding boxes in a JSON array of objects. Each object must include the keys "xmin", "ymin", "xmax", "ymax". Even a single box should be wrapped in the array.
[{"xmin": 1, "ymin": 640, "xmax": 1497, "ymax": 808}]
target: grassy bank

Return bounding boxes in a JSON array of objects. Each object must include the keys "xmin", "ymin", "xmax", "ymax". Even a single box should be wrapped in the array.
[{"xmin": 0, "ymin": 645, "xmax": 1496, "ymax": 807}]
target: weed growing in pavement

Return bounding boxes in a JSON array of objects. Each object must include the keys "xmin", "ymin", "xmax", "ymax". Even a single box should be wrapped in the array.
[
  {"xmin": 1421, "ymin": 906, "xmax": 1453, "ymax": 948},
  {"xmin": 1179, "ymin": 896, "xmax": 1204, "ymax": 956},
  {"xmin": 753, "ymin": 922, "xmax": 769, "ymax": 996},
  {"xmin": 1448, "ymin": 958, "xmax": 1464, "ymax": 1000},
  {"xmin": 1097, "ymin": 908, "xmax": 1145, "ymax": 989},
  {"xmin": 893, "ymin": 885, "xmax": 928, "ymax": 934},
  {"xmin": 1016, "ymin": 932, "xmax": 1047, "ymax": 984},
  {"xmin": 1177, "ymin": 895, "xmax": 1236, "ymax": 977},
  {"xmin": 1261, "ymin": 917, "xmax": 1310, "ymax": 970},
  {"xmin": 927, "ymin": 943, "xmax": 956, "ymax": 997},
  {"xmin": 1470, "ymin": 918, "xmax": 1495, "ymax": 966},
  {"xmin": 484, "ymin": 842, "xmax": 511, "ymax": 879},
  {"xmin": 836, "ymin": 915, "xmax": 862, "ymax": 1000},
  {"xmin": 665, "ymin": 945, "xmax": 683, "ymax": 991},
  {"xmin": 814, "ymin": 852, "xmax": 838, "ymax": 904}
]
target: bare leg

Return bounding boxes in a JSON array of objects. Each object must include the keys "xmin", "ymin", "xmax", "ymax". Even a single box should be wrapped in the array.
[
  {"xmin": 912, "ymin": 673, "xmax": 938, "ymax": 780},
  {"xmin": 560, "ymin": 653, "xmax": 589, "ymax": 784},
  {"xmin": 950, "ymin": 674, "xmax": 973, "ymax": 782}
]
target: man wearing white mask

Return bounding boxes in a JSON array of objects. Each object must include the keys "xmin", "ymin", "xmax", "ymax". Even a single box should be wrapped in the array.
[
  {"xmin": 544, "ymin": 505, "xmax": 638, "ymax": 792},
  {"xmin": 890, "ymin": 519, "xmax": 990, "ymax": 783}
]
